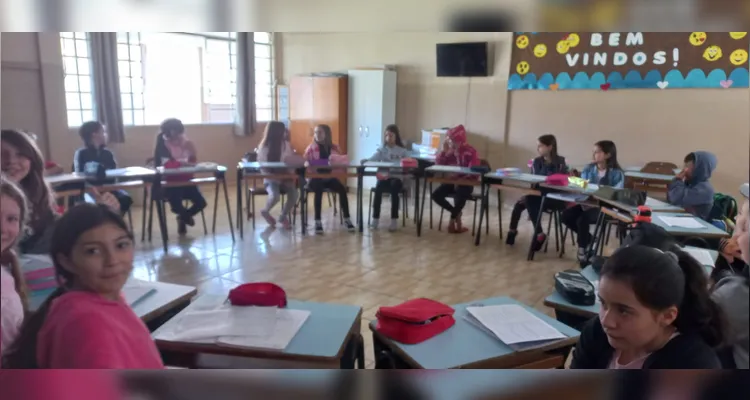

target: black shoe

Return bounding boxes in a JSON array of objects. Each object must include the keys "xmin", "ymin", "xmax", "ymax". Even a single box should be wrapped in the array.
[
  {"xmin": 344, "ymin": 219, "xmax": 355, "ymax": 232},
  {"xmin": 314, "ymin": 221, "xmax": 324, "ymax": 235},
  {"xmin": 177, "ymin": 220, "xmax": 187, "ymax": 236},
  {"xmin": 183, "ymin": 215, "xmax": 196, "ymax": 227},
  {"xmin": 577, "ymin": 247, "xmax": 589, "ymax": 268},
  {"xmin": 531, "ymin": 233, "xmax": 547, "ymax": 252},
  {"xmin": 505, "ymin": 230, "xmax": 517, "ymax": 245}
]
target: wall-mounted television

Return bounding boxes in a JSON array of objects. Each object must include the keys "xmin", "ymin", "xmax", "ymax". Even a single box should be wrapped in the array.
[{"xmin": 436, "ymin": 42, "xmax": 489, "ymax": 77}]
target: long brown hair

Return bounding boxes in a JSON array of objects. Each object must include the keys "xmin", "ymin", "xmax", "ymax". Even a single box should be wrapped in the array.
[
  {"xmin": 3, "ymin": 203, "xmax": 134, "ymax": 368},
  {"xmin": 0, "ymin": 175, "xmax": 29, "ymax": 311},
  {"xmin": 314, "ymin": 124, "xmax": 334, "ymax": 151},
  {"xmin": 258, "ymin": 121, "xmax": 287, "ymax": 162},
  {"xmin": 0, "ymin": 130, "xmax": 57, "ymax": 234}
]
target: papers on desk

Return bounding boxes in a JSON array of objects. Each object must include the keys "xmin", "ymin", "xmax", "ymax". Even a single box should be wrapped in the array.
[
  {"xmin": 658, "ymin": 216, "xmax": 706, "ymax": 229},
  {"xmin": 465, "ymin": 305, "xmax": 566, "ymax": 347},
  {"xmin": 682, "ymin": 247, "xmax": 716, "ymax": 266},
  {"xmin": 160, "ymin": 305, "xmax": 310, "ymax": 351},
  {"xmin": 122, "ymin": 281, "xmax": 157, "ymax": 307}
]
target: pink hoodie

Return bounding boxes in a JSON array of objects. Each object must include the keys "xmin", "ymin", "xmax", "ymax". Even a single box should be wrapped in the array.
[
  {"xmin": 1, "ymin": 266, "xmax": 24, "ymax": 358},
  {"xmin": 37, "ymin": 291, "xmax": 164, "ymax": 369}
]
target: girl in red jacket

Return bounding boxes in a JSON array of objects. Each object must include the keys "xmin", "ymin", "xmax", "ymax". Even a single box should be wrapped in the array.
[{"xmin": 431, "ymin": 125, "xmax": 479, "ymax": 234}]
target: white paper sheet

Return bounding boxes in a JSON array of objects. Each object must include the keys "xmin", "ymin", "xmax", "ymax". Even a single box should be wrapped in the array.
[
  {"xmin": 122, "ymin": 285, "xmax": 156, "ymax": 307},
  {"xmin": 159, "ymin": 306, "xmax": 309, "ymax": 351},
  {"xmin": 658, "ymin": 216, "xmax": 706, "ymax": 229},
  {"xmin": 217, "ymin": 309, "xmax": 310, "ymax": 351},
  {"xmin": 466, "ymin": 305, "xmax": 566, "ymax": 345},
  {"xmin": 682, "ymin": 247, "xmax": 716, "ymax": 266}
]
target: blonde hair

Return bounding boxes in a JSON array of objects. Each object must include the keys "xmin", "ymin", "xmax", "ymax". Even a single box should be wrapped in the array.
[{"xmin": 0, "ymin": 175, "xmax": 29, "ymax": 311}]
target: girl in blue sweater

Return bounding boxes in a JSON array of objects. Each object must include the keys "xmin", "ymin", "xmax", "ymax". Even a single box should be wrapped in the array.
[{"xmin": 562, "ymin": 140, "xmax": 624, "ymax": 266}]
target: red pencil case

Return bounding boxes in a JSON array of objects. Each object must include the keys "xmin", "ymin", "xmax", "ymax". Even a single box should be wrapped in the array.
[{"xmin": 228, "ymin": 282, "xmax": 287, "ymax": 308}]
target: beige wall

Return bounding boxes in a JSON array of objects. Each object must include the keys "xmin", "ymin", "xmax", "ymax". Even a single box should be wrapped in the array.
[
  {"xmin": 280, "ymin": 32, "xmax": 749, "ymax": 195},
  {"xmin": 1, "ymin": 33, "xmax": 263, "ymax": 182}
]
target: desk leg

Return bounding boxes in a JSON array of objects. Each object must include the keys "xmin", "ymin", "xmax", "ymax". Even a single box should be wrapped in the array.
[
  {"xmin": 237, "ymin": 169, "xmax": 243, "ymax": 239},
  {"xmin": 413, "ymin": 174, "xmax": 420, "ymax": 227},
  {"xmin": 587, "ymin": 210, "xmax": 605, "ymax": 258},
  {"xmin": 141, "ymin": 186, "xmax": 149, "ymax": 242},
  {"xmin": 497, "ymin": 188, "xmax": 503, "ymax": 241},
  {"xmin": 153, "ymin": 180, "xmax": 169, "ymax": 253},
  {"xmin": 418, "ymin": 177, "xmax": 428, "ymax": 237},
  {"xmin": 357, "ymin": 168, "xmax": 364, "ymax": 233},
  {"xmin": 299, "ymin": 169, "xmax": 307, "ymax": 235},
  {"xmin": 221, "ymin": 177, "xmax": 235, "ymax": 242},
  {"xmin": 527, "ymin": 195, "xmax": 547, "ymax": 261},
  {"xmin": 212, "ymin": 180, "xmax": 219, "ymax": 234},
  {"xmin": 474, "ymin": 180, "xmax": 487, "ymax": 246}
]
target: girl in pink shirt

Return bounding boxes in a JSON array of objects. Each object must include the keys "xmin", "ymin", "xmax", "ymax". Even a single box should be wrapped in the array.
[
  {"xmin": 1, "ymin": 177, "xmax": 29, "ymax": 359},
  {"xmin": 2, "ymin": 203, "xmax": 163, "ymax": 369}
]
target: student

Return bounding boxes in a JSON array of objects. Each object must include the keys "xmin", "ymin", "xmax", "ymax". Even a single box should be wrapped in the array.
[
  {"xmin": 152, "ymin": 118, "xmax": 207, "ymax": 235},
  {"xmin": 363, "ymin": 124, "xmax": 411, "ymax": 231},
  {"xmin": 431, "ymin": 124, "xmax": 480, "ymax": 234},
  {"xmin": 1, "ymin": 177, "xmax": 29, "ymax": 359},
  {"xmin": 711, "ymin": 191, "xmax": 749, "ymax": 369},
  {"xmin": 561, "ymin": 140, "xmax": 624, "ymax": 266},
  {"xmin": 570, "ymin": 244, "xmax": 726, "ymax": 369},
  {"xmin": 74, "ymin": 121, "xmax": 133, "ymax": 215},
  {"xmin": 303, "ymin": 124, "xmax": 355, "ymax": 234},
  {"xmin": 2, "ymin": 204, "xmax": 164, "ymax": 369},
  {"xmin": 667, "ymin": 151, "xmax": 717, "ymax": 221},
  {"xmin": 256, "ymin": 121, "xmax": 299, "ymax": 229},
  {"xmin": 2, "ymin": 129, "xmax": 62, "ymax": 255},
  {"xmin": 506, "ymin": 134, "xmax": 568, "ymax": 248}
]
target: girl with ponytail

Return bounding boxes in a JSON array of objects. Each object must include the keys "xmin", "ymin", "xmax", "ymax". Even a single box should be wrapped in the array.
[
  {"xmin": 571, "ymin": 244, "xmax": 726, "ymax": 369},
  {"xmin": 2, "ymin": 203, "xmax": 163, "ymax": 369}
]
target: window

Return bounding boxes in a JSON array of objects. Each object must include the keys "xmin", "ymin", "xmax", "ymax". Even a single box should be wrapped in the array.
[
  {"xmin": 254, "ymin": 32, "xmax": 274, "ymax": 122},
  {"xmin": 115, "ymin": 32, "xmax": 274, "ymax": 125},
  {"xmin": 60, "ymin": 32, "xmax": 96, "ymax": 127},
  {"xmin": 116, "ymin": 33, "xmax": 145, "ymax": 125}
]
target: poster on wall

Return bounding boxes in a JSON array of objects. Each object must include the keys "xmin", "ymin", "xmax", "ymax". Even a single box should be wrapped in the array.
[{"xmin": 508, "ymin": 32, "xmax": 750, "ymax": 90}]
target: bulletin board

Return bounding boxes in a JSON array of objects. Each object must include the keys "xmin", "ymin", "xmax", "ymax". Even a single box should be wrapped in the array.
[{"xmin": 508, "ymin": 32, "xmax": 750, "ymax": 90}]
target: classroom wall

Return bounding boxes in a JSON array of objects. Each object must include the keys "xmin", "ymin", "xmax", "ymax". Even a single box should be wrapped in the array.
[
  {"xmin": 0, "ymin": 33, "xmax": 263, "ymax": 182},
  {"xmin": 280, "ymin": 32, "xmax": 749, "ymax": 195}
]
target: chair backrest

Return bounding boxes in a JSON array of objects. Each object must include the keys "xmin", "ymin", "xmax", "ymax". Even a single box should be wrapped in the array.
[{"xmin": 640, "ymin": 161, "xmax": 678, "ymax": 175}]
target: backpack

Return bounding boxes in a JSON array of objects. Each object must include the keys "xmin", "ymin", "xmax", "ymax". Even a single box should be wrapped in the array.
[{"xmin": 710, "ymin": 193, "xmax": 738, "ymax": 228}]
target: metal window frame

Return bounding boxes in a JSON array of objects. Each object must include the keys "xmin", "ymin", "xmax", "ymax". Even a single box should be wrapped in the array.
[{"xmin": 60, "ymin": 32, "xmax": 95, "ymax": 127}]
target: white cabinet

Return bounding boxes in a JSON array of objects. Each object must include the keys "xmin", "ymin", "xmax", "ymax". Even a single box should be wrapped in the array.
[{"xmin": 346, "ymin": 69, "xmax": 397, "ymax": 190}]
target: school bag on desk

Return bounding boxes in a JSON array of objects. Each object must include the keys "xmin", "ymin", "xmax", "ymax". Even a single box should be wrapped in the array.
[{"xmin": 375, "ymin": 298, "xmax": 455, "ymax": 345}]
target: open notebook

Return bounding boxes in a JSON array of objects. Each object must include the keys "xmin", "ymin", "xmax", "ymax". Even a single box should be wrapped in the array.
[
  {"xmin": 159, "ymin": 305, "xmax": 310, "ymax": 351},
  {"xmin": 122, "ymin": 281, "xmax": 157, "ymax": 308},
  {"xmin": 465, "ymin": 305, "xmax": 566, "ymax": 351}
]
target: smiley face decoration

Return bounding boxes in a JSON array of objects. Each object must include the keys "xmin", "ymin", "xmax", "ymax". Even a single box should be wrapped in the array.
[{"xmin": 509, "ymin": 32, "xmax": 750, "ymax": 90}]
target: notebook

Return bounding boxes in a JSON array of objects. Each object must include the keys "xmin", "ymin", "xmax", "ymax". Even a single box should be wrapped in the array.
[
  {"xmin": 682, "ymin": 247, "xmax": 716, "ymax": 266},
  {"xmin": 465, "ymin": 305, "xmax": 566, "ymax": 347}
]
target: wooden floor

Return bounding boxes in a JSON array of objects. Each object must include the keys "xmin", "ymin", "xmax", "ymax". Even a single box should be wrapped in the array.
[{"xmin": 128, "ymin": 185, "xmax": 612, "ymax": 369}]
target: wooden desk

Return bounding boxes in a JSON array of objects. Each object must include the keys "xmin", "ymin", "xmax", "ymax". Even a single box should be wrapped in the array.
[
  {"xmin": 235, "ymin": 161, "xmax": 302, "ymax": 237},
  {"xmin": 28, "ymin": 280, "xmax": 196, "ymax": 328},
  {"xmin": 370, "ymin": 296, "xmax": 579, "ymax": 369},
  {"xmin": 150, "ymin": 165, "xmax": 234, "ymax": 252},
  {"xmin": 624, "ymin": 171, "xmax": 675, "ymax": 193},
  {"xmin": 475, "ymin": 173, "xmax": 547, "ymax": 246},
  {"xmin": 419, "ymin": 165, "xmax": 483, "ymax": 237},
  {"xmin": 153, "ymin": 295, "xmax": 364, "ymax": 369},
  {"xmin": 596, "ymin": 196, "xmax": 685, "ymax": 215},
  {"xmin": 651, "ymin": 212, "xmax": 731, "ymax": 239}
]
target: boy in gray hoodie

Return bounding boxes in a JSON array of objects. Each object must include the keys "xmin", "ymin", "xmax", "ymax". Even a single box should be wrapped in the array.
[{"xmin": 667, "ymin": 151, "xmax": 717, "ymax": 221}]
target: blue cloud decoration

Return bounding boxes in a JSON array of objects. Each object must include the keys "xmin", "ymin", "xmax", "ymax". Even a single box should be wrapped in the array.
[{"xmin": 508, "ymin": 68, "xmax": 750, "ymax": 90}]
